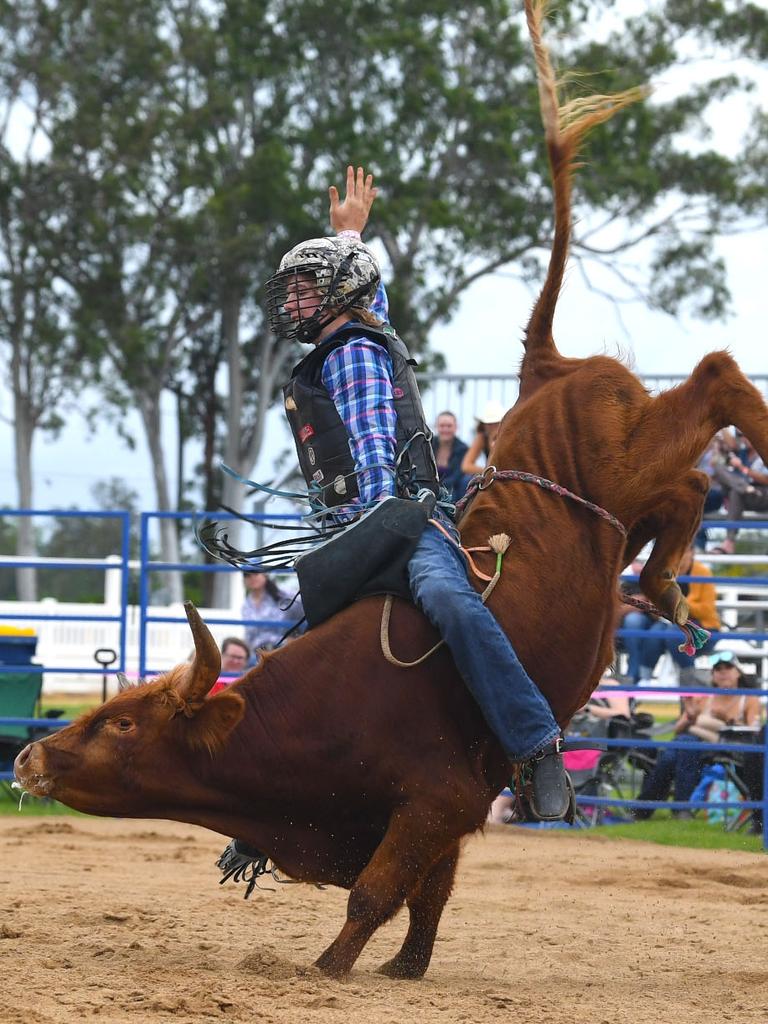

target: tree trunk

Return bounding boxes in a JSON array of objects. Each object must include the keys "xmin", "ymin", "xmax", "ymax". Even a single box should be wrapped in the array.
[
  {"xmin": 138, "ymin": 393, "xmax": 184, "ymax": 605},
  {"xmin": 11, "ymin": 351, "xmax": 37, "ymax": 601},
  {"xmin": 210, "ymin": 292, "xmax": 244, "ymax": 609},
  {"xmin": 210, "ymin": 302, "xmax": 294, "ymax": 608}
]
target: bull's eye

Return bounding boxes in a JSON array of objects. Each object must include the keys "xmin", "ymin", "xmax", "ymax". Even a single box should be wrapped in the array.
[{"xmin": 117, "ymin": 718, "xmax": 133, "ymax": 731}]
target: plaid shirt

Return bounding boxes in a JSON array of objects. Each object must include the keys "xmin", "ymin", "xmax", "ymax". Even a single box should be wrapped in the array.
[{"xmin": 320, "ymin": 281, "xmax": 397, "ymax": 506}]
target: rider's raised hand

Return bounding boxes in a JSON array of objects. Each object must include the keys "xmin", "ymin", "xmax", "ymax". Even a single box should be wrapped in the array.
[{"xmin": 329, "ymin": 165, "xmax": 378, "ymax": 234}]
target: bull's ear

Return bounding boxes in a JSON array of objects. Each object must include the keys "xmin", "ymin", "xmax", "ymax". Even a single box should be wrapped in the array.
[
  {"xmin": 184, "ymin": 689, "xmax": 246, "ymax": 754},
  {"xmin": 176, "ymin": 602, "xmax": 221, "ymax": 701}
]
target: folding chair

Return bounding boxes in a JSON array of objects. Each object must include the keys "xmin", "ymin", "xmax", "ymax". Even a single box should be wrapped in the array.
[{"xmin": 0, "ymin": 672, "xmax": 62, "ymax": 797}]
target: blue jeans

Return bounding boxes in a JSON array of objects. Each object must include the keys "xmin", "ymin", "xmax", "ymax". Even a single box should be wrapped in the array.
[
  {"xmin": 638, "ymin": 620, "xmax": 716, "ymax": 676},
  {"xmin": 637, "ymin": 733, "xmax": 704, "ymax": 811},
  {"xmin": 407, "ymin": 521, "xmax": 559, "ymax": 761},
  {"xmin": 620, "ymin": 610, "xmax": 655, "ymax": 682}
]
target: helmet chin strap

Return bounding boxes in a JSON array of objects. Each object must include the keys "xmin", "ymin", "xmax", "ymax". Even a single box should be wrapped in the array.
[{"xmin": 295, "ymin": 306, "xmax": 341, "ymax": 344}]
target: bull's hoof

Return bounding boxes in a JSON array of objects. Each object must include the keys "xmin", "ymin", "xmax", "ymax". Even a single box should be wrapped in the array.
[
  {"xmin": 656, "ymin": 583, "xmax": 689, "ymax": 626},
  {"xmin": 376, "ymin": 956, "xmax": 428, "ymax": 980},
  {"xmin": 313, "ymin": 950, "xmax": 351, "ymax": 980}
]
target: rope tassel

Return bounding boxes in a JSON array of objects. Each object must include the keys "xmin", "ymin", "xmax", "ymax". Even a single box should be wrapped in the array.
[
  {"xmin": 381, "ymin": 532, "xmax": 512, "ymax": 668},
  {"xmin": 481, "ymin": 534, "xmax": 512, "ymax": 602}
]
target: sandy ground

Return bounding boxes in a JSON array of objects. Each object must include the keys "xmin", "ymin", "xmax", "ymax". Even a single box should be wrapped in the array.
[{"xmin": 0, "ymin": 818, "xmax": 766, "ymax": 1024}]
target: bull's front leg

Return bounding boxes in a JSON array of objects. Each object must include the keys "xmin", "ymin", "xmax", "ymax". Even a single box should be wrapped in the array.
[
  {"xmin": 314, "ymin": 803, "xmax": 473, "ymax": 979},
  {"xmin": 377, "ymin": 841, "xmax": 460, "ymax": 980},
  {"xmin": 637, "ymin": 472, "xmax": 709, "ymax": 624}
]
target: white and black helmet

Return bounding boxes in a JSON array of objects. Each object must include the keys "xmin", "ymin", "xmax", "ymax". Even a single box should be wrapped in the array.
[{"xmin": 265, "ymin": 236, "xmax": 381, "ymax": 343}]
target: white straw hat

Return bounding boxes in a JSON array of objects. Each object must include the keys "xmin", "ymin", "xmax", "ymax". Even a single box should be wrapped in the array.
[{"xmin": 474, "ymin": 399, "xmax": 506, "ymax": 425}]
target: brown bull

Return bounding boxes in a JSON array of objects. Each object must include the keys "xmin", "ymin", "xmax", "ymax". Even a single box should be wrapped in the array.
[{"xmin": 14, "ymin": 0, "xmax": 768, "ymax": 981}]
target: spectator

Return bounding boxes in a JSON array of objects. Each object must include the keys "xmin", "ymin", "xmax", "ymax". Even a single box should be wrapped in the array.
[
  {"xmin": 634, "ymin": 650, "xmax": 761, "ymax": 819},
  {"xmin": 622, "ymin": 544, "xmax": 719, "ymax": 686},
  {"xmin": 711, "ymin": 438, "xmax": 768, "ymax": 553},
  {"xmin": 430, "ymin": 411, "xmax": 469, "ymax": 503},
  {"xmin": 694, "ymin": 435, "xmax": 727, "ymax": 549},
  {"xmin": 616, "ymin": 558, "xmax": 649, "ymax": 683},
  {"xmin": 209, "ymin": 637, "xmax": 250, "ymax": 696},
  {"xmin": 461, "ymin": 399, "xmax": 506, "ymax": 477},
  {"xmin": 581, "ymin": 676, "xmax": 632, "ymax": 722},
  {"xmin": 241, "ymin": 571, "xmax": 304, "ymax": 663},
  {"xmin": 220, "ymin": 636, "xmax": 250, "ymax": 675}
]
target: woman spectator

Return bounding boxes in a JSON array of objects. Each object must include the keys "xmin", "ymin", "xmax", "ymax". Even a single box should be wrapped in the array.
[
  {"xmin": 430, "ymin": 410, "xmax": 469, "ymax": 503},
  {"xmin": 209, "ymin": 637, "xmax": 250, "ymax": 696},
  {"xmin": 241, "ymin": 571, "xmax": 304, "ymax": 663},
  {"xmin": 461, "ymin": 399, "xmax": 506, "ymax": 478},
  {"xmin": 634, "ymin": 651, "xmax": 761, "ymax": 819}
]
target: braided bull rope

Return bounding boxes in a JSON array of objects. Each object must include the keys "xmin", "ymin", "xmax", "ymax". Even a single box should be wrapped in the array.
[{"xmin": 382, "ymin": 467, "xmax": 710, "ymax": 667}]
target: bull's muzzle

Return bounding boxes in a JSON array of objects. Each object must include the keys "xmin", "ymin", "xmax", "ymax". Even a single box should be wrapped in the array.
[{"xmin": 14, "ymin": 742, "xmax": 54, "ymax": 797}]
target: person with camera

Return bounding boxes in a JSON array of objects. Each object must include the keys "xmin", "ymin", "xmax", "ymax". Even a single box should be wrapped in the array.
[{"xmin": 712, "ymin": 434, "xmax": 768, "ymax": 553}]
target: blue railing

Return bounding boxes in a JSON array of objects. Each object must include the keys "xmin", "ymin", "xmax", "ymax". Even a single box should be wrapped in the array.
[
  {"xmin": 601, "ymin": 520, "xmax": 768, "ymax": 846},
  {"xmin": 2, "ymin": 508, "xmax": 767, "ymax": 848},
  {"xmin": 0, "ymin": 510, "xmax": 130, "ymax": 678},
  {"xmin": 138, "ymin": 510, "xmax": 302, "ymax": 678}
]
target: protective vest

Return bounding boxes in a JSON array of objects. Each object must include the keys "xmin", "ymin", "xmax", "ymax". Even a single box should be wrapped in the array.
[{"xmin": 283, "ymin": 323, "xmax": 439, "ymax": 508}]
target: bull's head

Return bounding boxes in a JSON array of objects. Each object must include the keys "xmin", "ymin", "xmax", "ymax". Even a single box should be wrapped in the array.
[{"xmin": 13, "ymin": 603, "xmax": 246, "ymax": 817}]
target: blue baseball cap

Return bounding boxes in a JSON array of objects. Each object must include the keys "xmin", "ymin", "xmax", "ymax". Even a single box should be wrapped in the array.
[{"xmin": 709, "ymin": 650, "xmax": 742, "ymax": 669}]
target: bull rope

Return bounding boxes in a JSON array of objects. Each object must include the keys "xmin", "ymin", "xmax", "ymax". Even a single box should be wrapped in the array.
[
  {"xmin": 455, "ymin": 465, "xmax": 628, "ymax": 537},
  {"xmin": 382, "ymin": 467, "xmax": 711, "ymax": 667},
  {"xmin": 380, "ymin": 528, "xmax": 511, "ymax": 668}
]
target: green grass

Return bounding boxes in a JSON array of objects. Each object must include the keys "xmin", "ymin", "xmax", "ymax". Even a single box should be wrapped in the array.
[
  {"xmin": 40, "ymin": 694, "xmax": 100, "ymax": 720},
  {"xmin": 2, "ymin": 790, "xmax": 764, "ymax": 853},
  {"xmin": 0, "ymin": 790, "xmax": 84, "ymax": 816},
  {"xmin": 589, "ymin": 816, "xmax": 764, "ymax": 852}
]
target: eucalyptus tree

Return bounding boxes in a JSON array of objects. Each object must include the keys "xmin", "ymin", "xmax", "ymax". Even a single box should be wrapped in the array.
[
  {"xmin": 4, "ymin": 0, "xmax": 765, "ymax": 613},
  {"xmin": 281, "ymin": 0, "xmax": 768, "ymax": 347},
  {"xmin": 0, "ymin": 5, "xmax": 84, "ymax": 601},
  {"xmin": 15, "ymin": 0, "xmax": 215, "ymax": 603}
]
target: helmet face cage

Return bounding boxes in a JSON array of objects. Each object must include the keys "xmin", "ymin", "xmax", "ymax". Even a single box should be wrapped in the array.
[
  {"xmin": 265, "ymin": 238, "xmax": 381, "ymax": 344},
  {"xmin": 265, "ymin": 263, "xmax": 335, "ymax": 343}
]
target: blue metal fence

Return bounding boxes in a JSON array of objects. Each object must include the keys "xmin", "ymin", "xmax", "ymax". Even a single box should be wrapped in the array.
[
  {"xmin": 138, "ymin": 510, "xmax": 302, "ymax": 678},
  {"xmin": 0, "ymin": 509, "xmax": 131, "ymax": 782},
  {"xmin": 2, "ymin": 507, "xmax": 767, "ymax": 848},
  {"xmin": 0, "ymin": 510, "xmax": 130, "ymax": 677}
]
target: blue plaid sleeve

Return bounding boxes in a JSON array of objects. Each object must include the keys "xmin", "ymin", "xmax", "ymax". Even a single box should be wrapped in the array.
[
  {"xmin": 321, "ymin": 337, "xmax": 397, "ymax": 506},
  {"xmin": 370, "ymin": 280, "xmax": 389, "ymax": 324}
]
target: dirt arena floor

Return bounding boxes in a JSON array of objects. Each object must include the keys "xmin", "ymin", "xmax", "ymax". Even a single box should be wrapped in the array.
[{"xmin": 1, "ymin": 818, "xmax": 766, "ymax": 1024}]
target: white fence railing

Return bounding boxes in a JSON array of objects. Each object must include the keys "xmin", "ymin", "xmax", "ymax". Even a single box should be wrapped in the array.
[{"xmin": 0, "ymin": 598, "xmax": 246, "ymax": 694}]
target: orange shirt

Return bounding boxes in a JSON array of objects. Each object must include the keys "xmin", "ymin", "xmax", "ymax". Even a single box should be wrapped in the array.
[{"xmin": 686, "ymin": 559, "xmax": 720, "ymax": 630}]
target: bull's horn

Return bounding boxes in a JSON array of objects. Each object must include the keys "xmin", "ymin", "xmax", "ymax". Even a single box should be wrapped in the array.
[
  {"xmin": 177, "ymin": 601, "xmax": 221, "ymax": 701},
  {"xmin": 116, "ymin": 672, "xmax": 131, "ymax": 691}
]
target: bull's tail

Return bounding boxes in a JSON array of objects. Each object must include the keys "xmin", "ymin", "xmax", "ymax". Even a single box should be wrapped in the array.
[{"xmin": 522, "ymin": 0, "xmax": 647, "ymax": 378}]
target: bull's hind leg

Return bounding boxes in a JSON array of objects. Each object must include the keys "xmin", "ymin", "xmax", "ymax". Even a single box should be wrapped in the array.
[
  {"xmin": 314, "ymin": 803, "xmax": 474, "ymax": 979},
  {"xmin": 637, "ymin": 472, "xmax": 709, "ymax": 624},
  {"xmin": 377, "ymin": 842, "xmax": 460, "ymax": 980}
]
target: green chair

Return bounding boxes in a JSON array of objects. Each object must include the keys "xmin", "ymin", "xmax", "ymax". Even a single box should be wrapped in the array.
[{"xmin": 0, "ymin": 672, "xmax": 63, "ymax": 796}]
